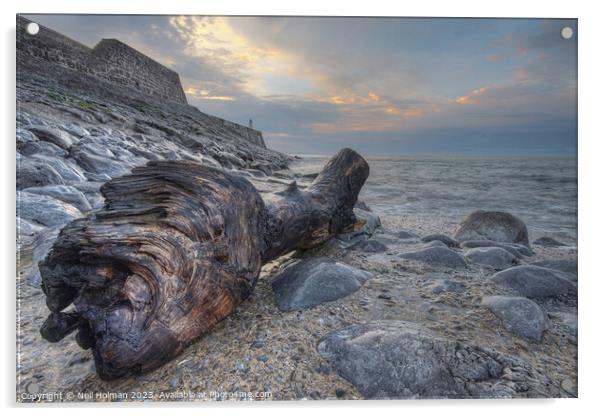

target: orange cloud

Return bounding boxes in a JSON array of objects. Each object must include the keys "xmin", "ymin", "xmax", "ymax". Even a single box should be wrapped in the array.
[
  {"xmin": 455, "ymin": 86, "xmax": 490, "ymax": 105},
  {"xmin": 515, "ymin": 68, "xmax": 528, "ymax": 80}
]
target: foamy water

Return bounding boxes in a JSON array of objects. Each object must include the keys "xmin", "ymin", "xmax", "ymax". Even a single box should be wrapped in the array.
[{"xmin": 291, "ymin": 155, "xmax": 577, "ymax": 240}]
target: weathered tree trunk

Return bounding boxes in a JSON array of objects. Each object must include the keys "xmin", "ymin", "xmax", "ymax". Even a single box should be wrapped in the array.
[{"xmin": 39, "ymin": 148, "xmax": 369, "ymax": 380}]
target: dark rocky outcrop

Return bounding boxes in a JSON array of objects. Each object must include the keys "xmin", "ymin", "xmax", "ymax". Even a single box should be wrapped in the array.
[
  {"xmin": 317, "ymin": 320, "xmax": 556, "ymax": 399},
  {"xmin": 454, "ymin": 211, "xmax": 530, "ymax": 247},
  {"xmin": 482, "ymin": 296, "xmax": 550, "ymax": 341},
  {"xmin": 271, "ymin": 257, "xmax": 372, "ymax": 311}
]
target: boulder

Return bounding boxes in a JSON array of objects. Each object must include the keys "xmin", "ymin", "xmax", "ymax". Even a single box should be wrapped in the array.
[
  {"xmin": 24, "ymin": 185, "xmax": 92, "ymax": 212},
  {"xmin": 533, "ymin": 237, "xmax": 568, "ymax": 247},
  {"xmin": 317, "ymin": 320, "xmax": 554, "ymax": 399},
  {"xmin": 530, "ymin": 259, "xmax": 577, "ymax": 280},
  {"xmin": 18, "ymin": 191, "xmax": 82, "ymax": 227},
  {"xmin": 31, "ymin": 154, "xmax": 87, "ymax": 183},
  {"xmin": 464, "ymin": 247, "xmax": 519, "ymax": 270},
  {"xmin": 271, "ymin": 257, "xmax": 372, "ymax": 311},
  {"xmin": 399, "ymin": 246, "xmax": 467, "ymax": 269},
  {"xmin": 491, "ymin": 265, "xmax": 576, "ymax": 299},
  {"xmin": 460, "ymin": 239, "xmax": 533, "ymax": 257},
  {"xmin": 16, "ymin": 217, "xmax": 44, "ymax": 250},
  {"xmin": 482, "ymin": 296, "xmax": 550, "ymax": 341},
  {"xmin": 422, "ymin": 240, "xmax": 447, "ymax": 248},
  {"xmin": 454, "ymin": 210, "xmax": 530, "ymax": 247},
  {"xmin": 421, "ymin": 234, "xmax": 459, "ymax": 247}
]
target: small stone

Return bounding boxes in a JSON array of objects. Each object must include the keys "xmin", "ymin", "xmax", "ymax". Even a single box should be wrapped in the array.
[
  {"xmin": 533, "ymin": 237, "xmax": 567, "ymax": 247},
  {"xmin": 464, "ymin": 246, "xmax": 519, "ymax": 270},
  {"xmin": 271, "ymin": 257, "xmax": 372, "ymax": 311},
  {"xmin": 561, "ymin": 378, "xmax": 576, "ymax": 395},
  {"xmin": 256, "ymin": 354, "xmax": 269, "ymax": 362},
  {"xmin": 421, "ymin": 234, "xmax": 459, "ymax": 247},
  {"xmin": 398, "ymin": 246, "xmax": 467, "ymax": 269}
]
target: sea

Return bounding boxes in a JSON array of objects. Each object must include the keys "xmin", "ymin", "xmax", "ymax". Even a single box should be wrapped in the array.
[{"xmin": 291, "ymin": 156, "xmax": 578, "ymax": 240}]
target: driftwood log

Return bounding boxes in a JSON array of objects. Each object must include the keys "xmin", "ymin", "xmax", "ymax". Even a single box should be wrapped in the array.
[{"xmin": 39, "ymin": 148, "xmax": 369, "ymax": 379}]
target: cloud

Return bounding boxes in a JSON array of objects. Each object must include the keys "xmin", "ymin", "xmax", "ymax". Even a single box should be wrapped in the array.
[{"xmin": 23, "ymin": 14, "xmax": 577, "ymax": 156}]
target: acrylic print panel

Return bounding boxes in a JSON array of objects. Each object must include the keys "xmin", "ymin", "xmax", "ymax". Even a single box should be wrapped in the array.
[{"xmin": 16, "ymin": 14, "xmax": 577, "ymax": 402}]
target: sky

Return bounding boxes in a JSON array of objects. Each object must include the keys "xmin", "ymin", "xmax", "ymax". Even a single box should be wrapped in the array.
[{"xmin": 25, "ymin": 15, "xmax": 577, "ymax": 156}]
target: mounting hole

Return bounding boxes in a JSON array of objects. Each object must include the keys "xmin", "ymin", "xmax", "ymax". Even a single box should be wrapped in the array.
[
  {"xmin": 561, "ymin": 26, "xmax": 573, "ymax": 40},
  {"xmin": 26, "ymin": 22, "xmax": 40, "ymax": 35}
]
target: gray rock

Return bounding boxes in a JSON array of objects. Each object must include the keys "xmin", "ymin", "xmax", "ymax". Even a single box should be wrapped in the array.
[
  {"xmin": 533, "ymin": 237, "xmax": 567, "ymax": 247},
  {"xmin": 454, "ymin": 210, "xmax": 530, "ymax": 247},
  {"xmin": 530, "ymin": 259, "xmax": 577, "ymax": 280},
  {"xmin": 491, "ymin": 265, "xmax": 577, "ymax": 299},
  {"xmin": 271, "ymin": 257, "xmax": 372, "ymax": 311},
  {"xmin": 429, "ymin": 279, "xmax": 466, "ymax": 294},
  {"xmin": 482, "ymin": 296, "xmax": 550, "ymax": 341},
  {"xmin": 396, "ymin": 230, "xmax": 419, "ymax": 239},
  {"xmin": 18, "ymin": 140, "xmax": 67, "ymax": 157},
  {"xmin": 317, "ymin": 320, "xmax": 554, "ymax": 399},
  {"xmin": 24, "ymin": 185, "xmax": 92, "ymax": 212},
  {"xmin": 70, "ymin": 146, "xmax": 132, "ymax": 177},
  {"xmin": 31, "ymin": 154, "xmax": 87, "ymax": 183},
  {"xmin": 18, "ymin": 191, "xmax": 82, "ymax": 227},
  {"xmin": 460, "ymin": 239, "xmax": 533, "ymax": 257},
  {"xmin": 350, "ymin": 239, "xmax": 388, "ymax": 253},
  {"xmin": 464, "ymin": 247, "xmax": 519, "ymax": 270},
  {"xmin": 28, "ymin": 126, "xmax": 76, "ymax": 149},
  {"xmin": 422, "ymin": 240, "xmax": 447, "ymax": 248},
  {"xmin": 17, "ymin": 157, "xmax": 65, "ymax": 189},
  {"xmin": 421, "ymin": 234, "xmax": 459, "ymax": 247},
  {"xmin": 399, "ymin": 246, "xmax": 467, "ymax": 269}
]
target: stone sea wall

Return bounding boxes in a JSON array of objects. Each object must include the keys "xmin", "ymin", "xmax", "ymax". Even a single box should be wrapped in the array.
[{"xmin": 16, "ymin": 15, "xmax": 266, "ymax": 147}]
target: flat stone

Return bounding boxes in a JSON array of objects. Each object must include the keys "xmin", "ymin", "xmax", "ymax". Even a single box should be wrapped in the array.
[
  {"xmin": 421, "ymin": 234, "xmax": 459, "ymax": 247},
  {"xmin": 271, "ymin": 257, "xmax": 372, "ymax": 311},
  {"xmin": 454, "ymin": 210, "xmax": 530, "ymax": 247},
  {"xmin": 464, "ymin": 247, "xmax": 519, "ymax": 270},
  {"xmin": 399, "ymin": 246, "xmax": 467, "ymax": 269},
  {"xmin": 531, "ymin": 259, "xmax": 577, "ymax": 280},
  {"xmin": 491, "ymin": 265, "xmax": 576, "ymax": 299},
  {"xmin": 317, "ymin": 320, "xmax": 554, "ymax": 399},
  {"xmin": 18, "ymin": 191, "xmax": 82, "ymax": 227},
  {"xmin": 533, "ymin": 237, "xmax": 567, "ymax": 247},
  {"xmin": 25, "ymin": 185, "xmax": 92, "ymax": 212},
  {"xmin": 28, "ymin": 126, "xmax": 76, "ymax": 149},
  {"xmin": 482, "ymin": 296, "xmax": 550, "ymax": 341}
]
